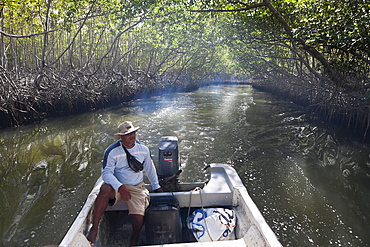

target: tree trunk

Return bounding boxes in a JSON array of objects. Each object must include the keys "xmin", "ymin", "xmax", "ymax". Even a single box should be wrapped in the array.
[
  {"xmin": 262, "ymin": 0, "xmax": 344, "ymax": 86},
  {"xmin": 42, "ymin": 0, "xmax": 53, "ymax": 68}
]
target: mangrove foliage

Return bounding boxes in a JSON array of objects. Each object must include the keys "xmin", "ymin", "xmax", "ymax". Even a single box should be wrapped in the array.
[{"xmin": 0, "ymin": 0, "xmax": 369, "ymax": 139}]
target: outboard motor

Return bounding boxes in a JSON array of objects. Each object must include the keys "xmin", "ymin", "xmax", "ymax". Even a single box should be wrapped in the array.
[
  {"xmin": 158, "ymin": 136, "xmax": 182, "ymax": 191},
  {"xmin": 144, "ymin": 136, "xmax": 183, "ymax": 245}
]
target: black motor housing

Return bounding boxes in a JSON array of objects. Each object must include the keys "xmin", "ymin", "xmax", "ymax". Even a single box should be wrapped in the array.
[
  {"xmin": 158, "ymin": 136, "xmax": 180, "ymax": 178},
  {"xmin": 145, "ymin": 195, "xmax": 182, "ymax": 244}
]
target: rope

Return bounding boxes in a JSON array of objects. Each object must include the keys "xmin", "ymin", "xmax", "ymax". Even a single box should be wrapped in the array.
[
  {"xmin": 187, "ymin": 187, "xmax": 201, "ymax": 220},
  {"xmin": 187, "ymin": 186, "xmax": 214, "ymax": 242}
]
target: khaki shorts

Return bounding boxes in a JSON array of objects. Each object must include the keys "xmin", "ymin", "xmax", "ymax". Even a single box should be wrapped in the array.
[{"xmin": 114, "ymin": 182, "xmax": 149, "ymax": 216}]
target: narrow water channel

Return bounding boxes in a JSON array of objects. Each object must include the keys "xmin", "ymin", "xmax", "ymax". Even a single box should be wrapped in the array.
[{"xmin": 1, "ymin": 83, "xmax": 369, "ymax": 246}]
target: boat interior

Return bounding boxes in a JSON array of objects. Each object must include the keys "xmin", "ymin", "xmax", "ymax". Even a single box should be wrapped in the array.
[{"xmin": 89, "ymin": 170, "xmax": 241, "ymax": 247}]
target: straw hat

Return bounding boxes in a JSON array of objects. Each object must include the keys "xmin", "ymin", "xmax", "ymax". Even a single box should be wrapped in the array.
[{"xmin": 113, "ymin": 121, "xmax": 140, "ymax": 139}]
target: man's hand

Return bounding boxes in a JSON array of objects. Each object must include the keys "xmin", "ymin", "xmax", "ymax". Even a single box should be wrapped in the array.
[
  {"xmin": 118, "ymin": 185, "xmax": 131, "ymax": 201},
  {"xmin": 154, "ymin": 187, "xmax": 163, "ymax": 193}
]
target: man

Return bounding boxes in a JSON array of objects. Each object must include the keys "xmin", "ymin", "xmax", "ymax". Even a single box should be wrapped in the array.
[{"xmin": 87, "ymin": 121, "xmax": 163, "ymax": 246}]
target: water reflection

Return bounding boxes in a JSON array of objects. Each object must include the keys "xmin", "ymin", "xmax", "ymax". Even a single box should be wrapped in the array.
[
  {"xmin": 0, "ymin": 118, "xmax": 110, "ymax": 246},
  {"xmin": 0, "ymin": 84, "xmax": 369, "ymax": 246}
]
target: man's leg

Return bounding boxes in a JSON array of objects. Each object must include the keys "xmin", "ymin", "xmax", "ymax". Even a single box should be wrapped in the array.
[
  {"xmin": 130, "ymin": 214, "xmax": 144, "ymax": 246},
  {"xmin": 87, "ymin": 184, "xmax": 116, "ymax": 246}
]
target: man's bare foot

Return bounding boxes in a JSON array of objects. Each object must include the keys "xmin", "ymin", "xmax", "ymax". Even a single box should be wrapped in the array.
[{"xmin": 86, "ymin": 227, "xmax": 98, "ymax": 246}]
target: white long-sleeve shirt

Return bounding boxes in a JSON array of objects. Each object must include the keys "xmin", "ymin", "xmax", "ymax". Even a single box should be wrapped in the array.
[{"xmin": 101, "ymin": 140, "xmax": 160, "ymax": 192}]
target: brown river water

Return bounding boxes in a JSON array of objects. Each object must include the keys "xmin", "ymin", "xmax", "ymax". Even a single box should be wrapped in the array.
[{"xmin": 1, "ymin": 83, "xmax": 369, "ymax": 246}]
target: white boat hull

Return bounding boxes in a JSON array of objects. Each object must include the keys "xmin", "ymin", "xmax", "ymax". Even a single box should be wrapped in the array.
[{"xmin": 59, "ymin": 164, "xmax": 282, "ymax": 247}]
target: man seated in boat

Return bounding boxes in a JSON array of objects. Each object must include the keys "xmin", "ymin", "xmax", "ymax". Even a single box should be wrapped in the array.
[{"xmin": 87, "ymin": 121, "xmax": 163, "ymax": 246}]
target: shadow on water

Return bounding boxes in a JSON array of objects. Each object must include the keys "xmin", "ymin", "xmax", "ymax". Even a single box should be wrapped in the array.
[
  {"xmin": 0, "ymin": 113, "xmax": 122, "ymax": 246},
  {"xmin": 0, "ymin": 83, "xmax": 369, "ymax": 246}
]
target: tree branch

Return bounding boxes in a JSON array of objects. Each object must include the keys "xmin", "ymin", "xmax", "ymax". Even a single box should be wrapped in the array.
[
  {"xmin": 189, "ymin": 2, "xmax": 266, "ymax": 13},
  {"xmin": 0, "ymin": 11, "xmax": 111, "ymax": 39}
]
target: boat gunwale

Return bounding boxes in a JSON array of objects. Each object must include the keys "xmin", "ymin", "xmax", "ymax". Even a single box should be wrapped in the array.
[{"xmin": 59, "ymin": 163, "xmax": 282, "ymax": 247}]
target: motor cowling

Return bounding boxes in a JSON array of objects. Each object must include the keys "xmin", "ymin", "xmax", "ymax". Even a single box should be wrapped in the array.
[{"xmin": 158, "ymin": 136, "xmax": 181, "ymax": 191}]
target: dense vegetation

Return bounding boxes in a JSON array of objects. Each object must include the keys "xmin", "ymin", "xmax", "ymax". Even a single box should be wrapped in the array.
[{"xmin": 0, "ymin": 0, "xmax": 369, "ymax": 139}]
